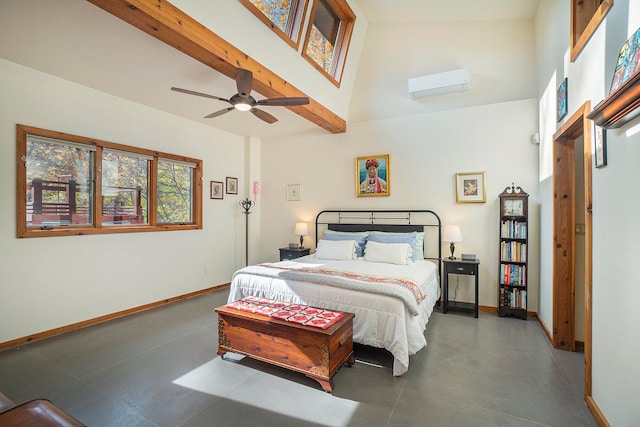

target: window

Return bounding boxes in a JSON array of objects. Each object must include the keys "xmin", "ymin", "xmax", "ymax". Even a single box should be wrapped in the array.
[
  {"xmin": 239, "ymin": 0, "xmax": 309, "ymax": 49},
  {"xmin": 570, "ymin": 0, "xmax": 613, "ymax": 61},
  {"xmin": 157, "ymin": 159, "xmax": 195, "ymax": 224},
  {"xmin": 302, "ymin": 0, "xmax": 355, "ymax": 87},
  {"xmin": 17, "ymin": 125, "xmax": 202, "ymax": 238},
  {"xmin": 102, "ymin": 150, "xmax": 149, "ymax": 226}
]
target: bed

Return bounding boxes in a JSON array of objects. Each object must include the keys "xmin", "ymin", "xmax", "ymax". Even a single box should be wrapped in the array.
[{"xmin": 228, "ymin": 209, "xmax": 442, "ymax": 376}]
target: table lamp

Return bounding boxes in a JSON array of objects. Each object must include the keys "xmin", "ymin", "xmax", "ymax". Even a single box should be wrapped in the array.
[
  {"xmin": 295, "ymin": 222, "xmax": 309, "ymax": 249},
  {"xmin": 443, "ymin": 225, "xmax": 462, "ymax": 259}
]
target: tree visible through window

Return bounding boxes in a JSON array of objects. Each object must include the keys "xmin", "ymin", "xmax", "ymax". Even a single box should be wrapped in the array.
[
  {"xmin": 239, "ymin": 0, "xmax": 308, "ymax": 49},
  {"xmin": 157, "ymin": 160, "xmax": 194, "ymax": 224},
  {"xmin": 302, "ymin": 0, "xmax": 355, "ymax": 86},
  {"xmin": 17, "ymin": 125, "xmax": 202, "ymax": 238}
]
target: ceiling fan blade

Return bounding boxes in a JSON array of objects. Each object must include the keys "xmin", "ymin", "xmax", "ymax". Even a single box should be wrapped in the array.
[
  {"xmin": 204, "ymin": 107, "xmax": 234, "ymax": 118},
  {"xmin": 236, "ymin": 69, "xmax": 253, "ymax": 98},
  {"xmin": 251, "ymin": 108, "xmax": 278, "ymax": 124},
  {"xmin": 257, "ymin": 97, "xmax": 310, "ymax": 107},
  {"xmin": 171, "ymin": 87, "xmax": 229, "ymax": 103}
]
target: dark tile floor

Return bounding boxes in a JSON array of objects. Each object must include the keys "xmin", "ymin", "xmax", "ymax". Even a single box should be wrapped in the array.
[{"xmin": 0, "ymin": 289, "xmax": 597, "ymax": 427}]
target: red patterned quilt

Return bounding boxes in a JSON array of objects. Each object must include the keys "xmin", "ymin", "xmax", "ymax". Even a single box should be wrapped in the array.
[{"xmin": 225, "ymin": 296, "xmax": 345, "ymax": 329}]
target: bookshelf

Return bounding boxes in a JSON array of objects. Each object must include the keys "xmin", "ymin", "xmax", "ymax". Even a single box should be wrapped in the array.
[{"xmin": 498, "ymin": 184, "xmax": 529, "ymax": 320}]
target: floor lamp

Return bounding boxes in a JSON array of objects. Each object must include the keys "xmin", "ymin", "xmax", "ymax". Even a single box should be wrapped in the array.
[{"xmin": 239, "ymin": 198, "xmax": 255, "ymax": 266}]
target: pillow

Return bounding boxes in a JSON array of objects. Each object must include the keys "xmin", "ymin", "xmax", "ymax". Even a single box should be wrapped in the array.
[
  {"xmin": 315, "ymin": 239, "xmax": 357, "ymax": 260},
  {"xmin": 414, "ymin": 232, "xmax": 425, "ymax": 260},
  {"xmin": 364, "ymin": 240, "xmax": 412, "ymax": 265},
  {"xmin": 323, "ymin": 230, "xmax": 369, "ymax": 257},
  {"xmin": 368, "ymin": 231, "xmax": 421, "ymax": 260}
]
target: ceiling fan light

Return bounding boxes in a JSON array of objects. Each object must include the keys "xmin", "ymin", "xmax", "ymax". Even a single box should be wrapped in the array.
[{"xmin": 234, "ymin": 102, "xmax": 252, "ymax": 111}]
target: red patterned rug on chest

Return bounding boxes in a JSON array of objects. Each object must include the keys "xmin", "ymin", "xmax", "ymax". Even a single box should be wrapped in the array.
[{"xmin": 226, "ymin": 296, "xmax": 344, "ymax": 329}]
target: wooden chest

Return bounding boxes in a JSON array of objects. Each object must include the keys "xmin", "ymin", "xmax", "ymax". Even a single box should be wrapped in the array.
[{"xmin": 215, "ymin": 304, "xmax": 355, "ymax": 392}]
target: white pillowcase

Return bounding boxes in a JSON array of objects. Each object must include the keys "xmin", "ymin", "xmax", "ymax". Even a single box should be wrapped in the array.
[
  {"xmin": 364, "ymin": 240, "xmax": 413, "ymax": 265},
  {"xmin": 315, "ymin": 239, "xmax": 358, "ymax": 260}
]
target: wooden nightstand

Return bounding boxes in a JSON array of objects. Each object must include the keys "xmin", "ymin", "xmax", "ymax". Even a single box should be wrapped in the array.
[
  {"xmin": 442, "ymin": 258, "xmax": 479, "ymax": 318},
  {"xmin": 279, "ymin": 247, "xmax": 310, "ymax": 261}
]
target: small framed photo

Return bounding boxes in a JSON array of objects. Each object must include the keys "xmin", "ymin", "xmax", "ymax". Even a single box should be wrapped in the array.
[
  {"xmin": 356, "ymin": 154, "xmax": 390, "ymax": 197},
  {"xmin": 286, "ymin": 184, "xmax": 301, "ymax": 201},
  {"xmin": 557, "ymin": 77, "xmax": 568, "ymax": 122},
  {"xmin": 456, "ymin": 172, "xmax": 486, "ymax": 203},
  {"xmin": 594, "ymin": 124, "xmax": 607, "ymax": 168},
  {"xmin": 210, "ymin": 181, "xmax": 223, "ymax": 199},
  {"xmin": 226, "ymin": 177, "xmax": 238, "ymax": 194}
]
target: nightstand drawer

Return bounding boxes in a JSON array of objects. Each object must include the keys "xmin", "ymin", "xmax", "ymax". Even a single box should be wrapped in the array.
[
  {"xmin": 279, "ymin": 248, "xmax": 310, "ymax": 261},
  {"xmin": 447, "ymin": 263, "xmax": 477, "ymax": 275}
]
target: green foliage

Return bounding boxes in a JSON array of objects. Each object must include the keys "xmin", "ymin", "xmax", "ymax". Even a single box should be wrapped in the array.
[{"xmin": 157, "ymin": 161, "xmax": 193, "ymax": 224}]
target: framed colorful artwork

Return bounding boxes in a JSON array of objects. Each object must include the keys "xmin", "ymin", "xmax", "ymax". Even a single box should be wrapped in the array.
[
  {"xmin": 456, "ymin": 172, "xmax": 486, "ymax": 203},
  {"xmin": 557, "ymin": 77, "xmax": 568, "ymax": 122},
  {"xmin": 356, "ymin": 154, "xmax": 390, "ymax": 197},
  {"xmin": 210, "ymin": 181, "xmax": 223, "ymax": 199},
  {"xmin": 610, "ymin": 26, "xmax": 640, "ymax": 94}
]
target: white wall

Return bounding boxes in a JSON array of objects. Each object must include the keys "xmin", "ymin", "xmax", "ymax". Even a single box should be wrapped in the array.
[
  {"xmin": 0, "ymin": 59, "xmax": 247, "ymax": 343},
  {"xmin": 536, "ymin": 0, "xmax": 640, "ymax": 424},
  {"xmin": 260, "ymin": 98, "xmax": 539, "ymax": 310}
]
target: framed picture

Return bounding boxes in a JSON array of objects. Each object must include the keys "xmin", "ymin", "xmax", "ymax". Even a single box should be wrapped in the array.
[
  {"xmin": 226, "ymin": 177, "xmax": 238, "ymax": 194},
  {"xmin": 456, "ymin": 172, "xmax": 486, "ymax": 203},
  {"xmin": 286, "ymin": 184, "xmax": 301, "ymax": 201},
  {"xmin": 356, "ymin": 154, "xmax": 390, "ymax": 197},
  {"xmin": 210, "ymin": 181, "xmax": 223, "ymax": 199},
  {"xmin": 557, "ymin": 77, "xmax": 568, "ymax": 122},
  {"xmin": 594, "ymin": 124, "xmax": 607, "ymax": 168},
  {"xmin": 610, "ymin": 26, "xmax": 640, "ymax": 94}
]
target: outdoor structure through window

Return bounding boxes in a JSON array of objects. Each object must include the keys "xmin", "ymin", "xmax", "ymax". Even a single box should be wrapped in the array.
[{"xmin": 16, "ymin": 125, "xmax": 202, "ymax": 238}]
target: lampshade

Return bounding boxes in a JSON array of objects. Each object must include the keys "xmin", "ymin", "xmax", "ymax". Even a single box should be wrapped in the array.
[
  {"xmin": 295, "ymin": 222, "xmax": 309, "ymax": 236},
  {"xmin": 443, "ymin": 225, "xmax": 462, "ymax": 243}
]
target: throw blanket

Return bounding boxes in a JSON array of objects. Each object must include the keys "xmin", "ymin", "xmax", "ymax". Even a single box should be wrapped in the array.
[{"xmin": 232, "ymin": 264, "xmax": 426, "ymax": 315}]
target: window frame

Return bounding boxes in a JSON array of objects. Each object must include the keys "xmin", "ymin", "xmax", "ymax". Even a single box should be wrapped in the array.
[
  {"xmin": 17, "ymin": 124, "xmax": 203, "ymax": 238},
  {"xmin": 301, "ymin": 0, "xmax": 355, "ymax": 87},
  {"xmin": 570, "ymin": 0, "xmax": 613, "ymax": 62},
  {"xmin": 238, "ymin": 0, "xmax": 309, "ymax": 50}
]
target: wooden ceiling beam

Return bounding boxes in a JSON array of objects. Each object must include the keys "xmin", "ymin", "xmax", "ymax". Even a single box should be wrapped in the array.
[{"xmin": 87, "ymin": 0, "xmax": 346, "ymax": 134}]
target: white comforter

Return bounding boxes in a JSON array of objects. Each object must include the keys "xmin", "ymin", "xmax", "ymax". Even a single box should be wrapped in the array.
[{"xmin": 227, "ymin": 255, "xmax": 440, "ymax": 376}]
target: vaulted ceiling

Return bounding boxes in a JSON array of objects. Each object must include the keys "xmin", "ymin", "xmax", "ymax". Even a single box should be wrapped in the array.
[{"xmin": 0, "ymin": 0, "xmax": 539, "ymax": 139}]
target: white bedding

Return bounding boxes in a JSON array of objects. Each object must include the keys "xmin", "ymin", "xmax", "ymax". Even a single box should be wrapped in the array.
[{"xmin": 227, "ymin": 255, "xmax": 440, "ymax": 376}]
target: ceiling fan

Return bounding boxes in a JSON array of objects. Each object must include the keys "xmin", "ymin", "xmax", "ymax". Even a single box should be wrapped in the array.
[{"xmin": 171, "ymin": 68, "xmax": 310, "ymax": 124}]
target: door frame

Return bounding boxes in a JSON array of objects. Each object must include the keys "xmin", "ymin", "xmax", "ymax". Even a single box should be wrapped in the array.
[{"xmin": 551, "ymin": 101, "xmax": 593, "ymax": 399}]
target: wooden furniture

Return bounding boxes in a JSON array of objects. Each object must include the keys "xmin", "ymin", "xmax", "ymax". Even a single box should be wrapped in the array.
[
  {"xmin": 215, "ymin": 304, "xmax": 355, "ymax": 393},
  {"xmin": 498, "ymin": 184, "xmax": 529, "ymax": 320},
  {"xmin": 0, "ymin": 394, "xmax": 85, "ymax": 426},
  {"xmin": 442, "ymin": 258, "xmax": 479, "ymax": 318},
  {"xmin": 279, "ymin": 247, "xmax": 310, "ymax": 261}
]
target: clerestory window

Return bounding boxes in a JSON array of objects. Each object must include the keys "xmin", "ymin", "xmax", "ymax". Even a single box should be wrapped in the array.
[
  {"xmin": 17, "ymin": 125, "xmax": 202, "ymax": 238},
  {"xmin": 302, "ymin": 0, "xmax": 355, "ymax": 87},
  {"xmin": 238, "ymin": 0, "xmax": 309, "ymax": 49}
]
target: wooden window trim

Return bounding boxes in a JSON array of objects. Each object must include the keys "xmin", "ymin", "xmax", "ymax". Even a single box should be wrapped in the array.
[
  {"xmin": 16, "ymin": 124, "xmax": 203, "ymax": 238},
  {"xmin": 238, "ymin": 0, "xmax": 309, "ymax": 50},
  {"xmin": 570, "ymin": 0, "xmax": 613, "ymax": 62},
  {"xmin": 301, "ymin": 0, "xmax": 355, "ymax": 87}
]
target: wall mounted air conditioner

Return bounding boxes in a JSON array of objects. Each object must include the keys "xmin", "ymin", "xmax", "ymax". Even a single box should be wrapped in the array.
[{"xmin": 408, "ymin": 68, "xmax": 471, "ymax": 99}]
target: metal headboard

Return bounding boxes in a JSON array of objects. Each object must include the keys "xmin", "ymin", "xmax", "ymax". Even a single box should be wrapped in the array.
[{"xmin": 315, "ymin": 209, "xmax": 442, "ymax": 279}]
